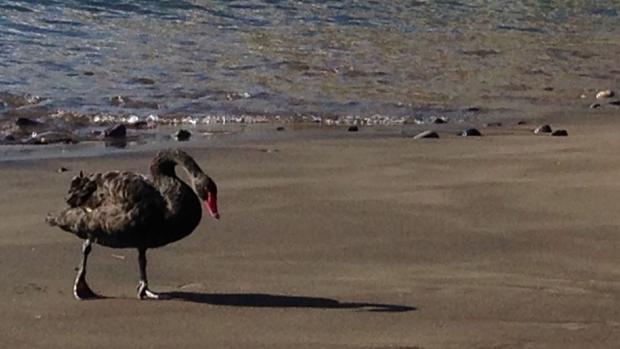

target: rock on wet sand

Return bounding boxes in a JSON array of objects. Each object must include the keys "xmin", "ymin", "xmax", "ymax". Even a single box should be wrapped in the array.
[
  {"xmin": 534, "ymin": 125, "xmax": 552, "ymax": 134},
  {"xmin": 459, "ymin": 128, "xmax": 482, "ymax": 137},
  {"xmin": 173, "ymin": 129, "xmax": 192, "ymax": 141},
  {"xmin": 551, "ymin": 129, "xmax": 568, "ymax": 137},
  {"xmin": 104, "ymin": 124, "xmax": 127, "ymax": 138},
  {"xmin": 413, "ymin": 130, "xmax": 439, "ymax": 139},
  {"xmin": 431, "ymin": 117, "xmax": 447, "ymax": 124},
  {"xmin": 15, "ymin": 117, "xmax": 43, "ymax": 127}
]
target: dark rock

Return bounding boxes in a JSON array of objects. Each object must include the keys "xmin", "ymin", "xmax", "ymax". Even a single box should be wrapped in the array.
[
  {"xmin": 517, "ymin": 120, "xmax": 527, "ymax": 125},
  {"xmin": 276, "ymin": 126, "xmax": 285, "ymax": 131},
  {"xmin": 483, "ymin": 122, "xmax": 502, "ymax": 127},
  {"xmin": 413, "ymin": 130, "xmax": 439, "ymax": 139},
  {"xmin": 465, "ymin": 106, "xmax": 481, "ymax": 112},
  {"xmin": 551, "ymin": 129, "xmax": 568, "ymax": 136},
  {"xmin": 609, "ymin": 100, "xmax": 620, "ymax": 106},
  {"xmin": 431, "ymin": 117, "xmax": 447, "ymax": 124},
  {"xmin": 589, "ymin": 103, "xmax": 601, "ymax": 109},
  {"xmin": 104, "ymin": 124, "xmax": 126, "ymax": 138},
  {"xmin": 83, "ymin": 71, "xmax": 95, "ymax": 76},
  {"xmin": 534, "ymin": 125, "xmax": 552, "ymax": 134},
  {"xmin": 543, "ymin": 86, "xmax": 554, "ymax": 91},
  {"xmin": 459, "ymin": 128, "xmax": 482, "ymax": 136},
  {"xmin": 173, "ymin": 129, "xmax": 192, "ymax": 141},
  {"xmin": 57, "ymin": 167, "xmax": 69, "ymax": 173},
  {"xmin": 347, "ymin": 126, "xmax": 359, "ymax": 132},
  {"xmin": 15, "ymin": 117, "xmax": 42, "ymax": 127},
  {"xmin": 3, "ymin": 134, "xmax": 15, "ymax": 141}
]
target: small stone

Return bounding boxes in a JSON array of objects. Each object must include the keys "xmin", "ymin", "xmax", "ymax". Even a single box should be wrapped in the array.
[
  {"xmin": 104, "ymin": 124, "xmax": 126, "ymax": 138},
  {"xmin": 173, "ymin": 129, "xmax": 192, "ymax": 141},
  {"xmin": 3, "ymin": 134, "xmax": 15, "ymax": 141},
  {"xmin": 543, "ymin": 86, "xmax": 554, "ymax": 91},
  {"xmin": 609, "ymin": 100, "xmax": 620, "ymax": 106},
  {"xmin": 465, "ymin": 106, "xmax": 481, "ymax": 112},
  {"xmin": 534, "ymin": 125, "xmax": 552, "ymax": 134},
  {"xmin": 517, "ymin": 120, "xmax": 527, "ymax": 125},
  {"xmin": 596, "ymin": 89, "xmax": 614, "ymax": 99},
  {"xmin": 276, "ymin": 126, "xmax": 285, "ymax": 131},
  {"xmin": 347, "ymin": 126, "xmax": 359, "ymax": 132},
  {"xmin": 83, "ymin": 71, "xmax": 95, "ymax": 76},
  {"xmin": 413, "ymin": 130, "xmax": 439, "ymax": 139},
  {"xmin": 589, "ymin": 103, "xmax": 601, "ymax": 109},
  {"xmin": 483, "ymin": 122, "xmax": 502, "ymax": 127},
  {"xmin": 551, "ymin": 129, "xmax": 568, "ymax": 137},
  {"xmin": 459, "ymin": 128, "xmax": 482, "ymax": 136},
  {"xmin": 57, "ymin": 167, "xmax": 69, "ymax": 173},
  {"xmin": 15, "ymin": 117, "xmax": 42, "ymax": 127},
  {"xmin": 431, "ymin": 117, "xmax": 447, "ymax": 124}
]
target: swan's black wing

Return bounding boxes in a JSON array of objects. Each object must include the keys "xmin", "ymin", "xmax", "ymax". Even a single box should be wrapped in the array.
[{"xmin": 47, "ymin": 171, "xmax": 167, "ymax": 247}]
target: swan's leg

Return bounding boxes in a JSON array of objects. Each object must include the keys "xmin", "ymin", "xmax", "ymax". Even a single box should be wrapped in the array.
[
  {"xmin": 73, "ymin": 239, "xmax": 99, "ymax": 300},
  {"xmin": 137, "ymin": 248, "xmax": 160, "ymax": 300}
]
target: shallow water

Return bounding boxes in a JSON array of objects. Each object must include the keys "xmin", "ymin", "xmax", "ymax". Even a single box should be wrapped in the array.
[{"xmin": 1, "ymin": 0, "xmax": 619, "ymax": 123}]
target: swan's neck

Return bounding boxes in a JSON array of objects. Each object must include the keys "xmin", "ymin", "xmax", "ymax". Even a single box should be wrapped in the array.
[{"xmin": 150, "ymin": 150, "xmax": 204, "ymax": 235}]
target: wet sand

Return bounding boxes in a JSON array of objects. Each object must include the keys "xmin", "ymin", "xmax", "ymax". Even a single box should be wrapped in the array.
[{"xmin": 1, "ymin": 114, "xmax": 619, "ymax": 348}]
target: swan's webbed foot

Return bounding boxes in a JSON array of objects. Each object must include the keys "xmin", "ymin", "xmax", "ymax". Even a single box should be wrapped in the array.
[
  {"xmin": 137, "ymin": 281, "xmax": 161, "ymax": 300},
  {"xmin": 73, "ymin": 273, "xmax": 101, "ymax": 300}
]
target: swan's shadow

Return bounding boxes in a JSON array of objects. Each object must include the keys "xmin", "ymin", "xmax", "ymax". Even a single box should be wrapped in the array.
[{"xmin": 161, "ymin": 292, "xmax": 416, "ymax": 313}]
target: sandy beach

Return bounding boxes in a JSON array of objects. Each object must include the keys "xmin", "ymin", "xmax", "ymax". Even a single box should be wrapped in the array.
[{"xmin": 0, "ymin": 114, "xmax": 619, "ymax": 348}]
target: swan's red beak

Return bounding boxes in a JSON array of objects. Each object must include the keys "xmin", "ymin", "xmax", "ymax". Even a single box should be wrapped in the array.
[{"xmin": 206, "ymin": 192, "xmax": 220, "ymax": 220}]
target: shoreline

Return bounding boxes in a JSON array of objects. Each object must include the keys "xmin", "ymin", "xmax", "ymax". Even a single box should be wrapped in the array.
[{"xmin": 1, "ymin": 105, "xmax": 612, "ymax": 163}]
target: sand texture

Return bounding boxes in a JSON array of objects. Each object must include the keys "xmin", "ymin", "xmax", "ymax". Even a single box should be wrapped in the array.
[{"xmin": 0, "ymin": 118, "xmax": 619, "ymax": 348}]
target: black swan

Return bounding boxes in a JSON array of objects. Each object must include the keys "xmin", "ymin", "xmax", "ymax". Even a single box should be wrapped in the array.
[{"xmin": 46, "ymin": 149, "xmax": 219, "ymax": 300}]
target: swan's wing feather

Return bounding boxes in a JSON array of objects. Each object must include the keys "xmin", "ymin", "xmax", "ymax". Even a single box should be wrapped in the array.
[
  {"xmin": 66, "ymin": 171, "xmax": 160, "ymax": 208},
  {"xmin": 53, "ymin": 171, "xmax": 167, "ymax": 244},
  {"xmin": 65, "ymin": 174, "xmax": 97, "ymax": 208}
]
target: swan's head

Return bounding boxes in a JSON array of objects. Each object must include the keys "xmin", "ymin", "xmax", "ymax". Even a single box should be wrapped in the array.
[{"xmin": 194, "ymin": 175, "xmax": 219, "ymax": 220}]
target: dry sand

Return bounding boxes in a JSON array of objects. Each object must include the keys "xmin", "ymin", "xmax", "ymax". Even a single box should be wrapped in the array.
[{"xmin": 0, "ymin": 116, "xmax": 619, "ymax": 348}]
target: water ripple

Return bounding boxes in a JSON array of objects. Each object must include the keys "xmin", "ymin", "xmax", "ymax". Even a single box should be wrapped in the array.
[{"xmin": 0, "ymin": 0, "xmax": 619, "ymax": 123}]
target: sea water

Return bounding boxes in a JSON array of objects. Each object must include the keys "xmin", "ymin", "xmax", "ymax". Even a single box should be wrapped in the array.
[{"xmin": 0, "ymin": 0, "xmax": 619, "ymax": 126}]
